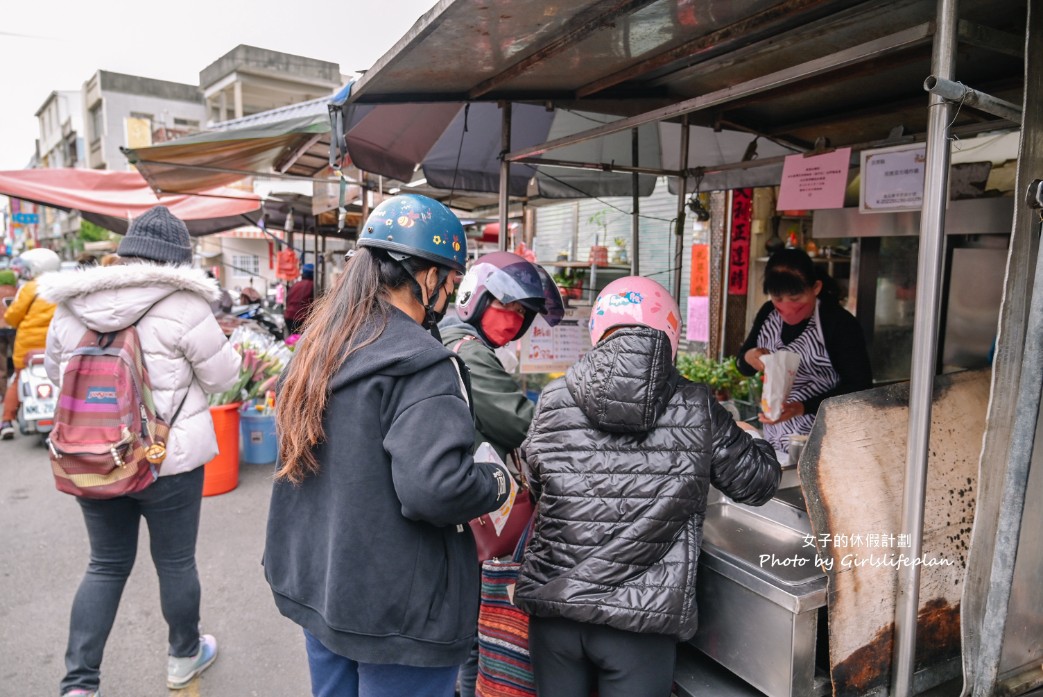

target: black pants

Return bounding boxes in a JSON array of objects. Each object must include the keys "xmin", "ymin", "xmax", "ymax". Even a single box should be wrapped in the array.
[{"xmin": 529, "ymin": 616, "xmax": 677, "ymax": 697}]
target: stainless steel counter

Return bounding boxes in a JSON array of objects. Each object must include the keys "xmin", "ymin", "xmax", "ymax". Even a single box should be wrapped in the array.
[{"xmin": 678, "ymin": 473, "xmax": 830, "ymax": 697}]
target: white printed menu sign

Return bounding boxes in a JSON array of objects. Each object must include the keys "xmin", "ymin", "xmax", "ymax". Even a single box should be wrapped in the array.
[
  {"xmin": 519, "ymin": 307, "xmax": 593, "ymax": 374},
  {"xmin": 860, "ymin": 143, "xmax": 927, "ymax": 213}
]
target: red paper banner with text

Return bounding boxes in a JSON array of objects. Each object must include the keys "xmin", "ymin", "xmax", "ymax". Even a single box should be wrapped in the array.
[
  {"xmin": 728, "ymin": 188, "xmax": 753, "ymax": 295},
  {"xmin": 690, "ymin": 244, "xmax": 709, "ymax": 296}
]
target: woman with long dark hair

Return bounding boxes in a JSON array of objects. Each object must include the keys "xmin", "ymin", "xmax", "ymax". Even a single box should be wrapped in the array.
[
  {"xmin": 737, "ymin": 247, "xmax": 872, "ymax": 451},
  {"xmin": 264, "ymin": 194, "xmax": 512, "ymax": 697}
]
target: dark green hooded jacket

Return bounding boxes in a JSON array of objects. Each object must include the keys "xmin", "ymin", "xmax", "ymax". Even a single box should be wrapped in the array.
[{"xmin": 440, "ymin": 317, "xmax": 534, "ymax": 465}]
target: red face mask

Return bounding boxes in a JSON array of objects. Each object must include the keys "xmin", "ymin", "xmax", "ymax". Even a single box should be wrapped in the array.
[
  {"xmin": 773, "ymin": 298, "xmax": 816, "ymax": 325},
  {"xmin": 480, "ymin": 305, "xmax": 525, "ymax": 347}
]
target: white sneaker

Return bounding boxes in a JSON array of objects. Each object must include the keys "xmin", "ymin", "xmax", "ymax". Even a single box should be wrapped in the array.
[{"xmin": 167, "ymin": 634, "xmax": 218, "ymax": 689}]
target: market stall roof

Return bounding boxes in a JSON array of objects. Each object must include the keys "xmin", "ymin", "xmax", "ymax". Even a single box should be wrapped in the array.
[
  {"xmin": 126, "ymin": 82, "xmax": 664, "ymax": 207},
  {"xmin": 123, "ymin": 96, "xmax": 333, "ymax": 195},
  {"xmin": 0, "ymin": 168, "xmax": 261, "ymax": 236},
  {"xmin": 348, "ymin": 0, "xmax": 1024, "ymax": 158},
  {"xmin": 332, "ymin": 92, "xmax": 662, "ymax": 198}
]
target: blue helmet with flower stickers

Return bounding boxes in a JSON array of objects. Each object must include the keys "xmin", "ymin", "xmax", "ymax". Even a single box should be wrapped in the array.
[{"xmin": 356, "ymin": 194, "xmax": 468, "ymax": 273}]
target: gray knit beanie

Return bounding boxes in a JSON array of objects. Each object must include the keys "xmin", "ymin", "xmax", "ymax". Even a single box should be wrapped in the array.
[{"xmin": 118, "ymin": 206, "xmax": 192, "ymax": 264}]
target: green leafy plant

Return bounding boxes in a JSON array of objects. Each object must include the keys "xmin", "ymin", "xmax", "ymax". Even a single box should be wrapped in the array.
[
  {"xmin": 589, "ymin": 210, "xmax": 611, "ymax": 245},
  {"xmin": 675, "ymin": 354, "xmax": 760, "ymax": 403},
  {"xmin": 552, "ymin": 267, "xmax": 587, "ymax": 294}
]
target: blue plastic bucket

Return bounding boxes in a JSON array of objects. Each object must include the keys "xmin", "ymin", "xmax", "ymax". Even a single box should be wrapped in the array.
[{"xmin": 240, "ymin": 403, "xmax": 277, "ymax": 464}]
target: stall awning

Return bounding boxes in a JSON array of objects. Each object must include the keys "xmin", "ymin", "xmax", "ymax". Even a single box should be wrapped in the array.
[
  {"xmin": 333, "ymin": 95, "xmax": 661, "ymax": 198},
  {"xmin": 123, "ymin": 97, "xmax": 333, "ymax": 195},
  {"xmin": 0, "ymin": 168, "xmax": 261, "ymax": 236},
  {"xmin": 348, "ymin": 0, "xmax": 1024, "ymax": 157}
]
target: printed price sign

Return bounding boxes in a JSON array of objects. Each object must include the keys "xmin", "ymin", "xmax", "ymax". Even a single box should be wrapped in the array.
[{"xmin": 519, "ymin": 307, "xmax": 592, "ymax": 373}]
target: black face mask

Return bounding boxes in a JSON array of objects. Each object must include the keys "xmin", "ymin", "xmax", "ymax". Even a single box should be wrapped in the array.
[
  {"xmin": 413, "ymin": 268, "xmax": 450, "ymax": 331},
  {"xmin": 423, "ymin": 303, "xmax": 446, "ymax": 331}
]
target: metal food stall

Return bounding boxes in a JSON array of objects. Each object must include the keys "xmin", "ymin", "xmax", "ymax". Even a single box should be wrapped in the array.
[
  {"xmin": 128, "ymin": 0, "xmax": 1040, "ymax": 694},
  {"xmin": 339, "ymin": 0, "xmax": 1039, "ymax": 694},
  {"xmin": 687, "ymin": 470, "xmax": 830, "ymax": 697}
]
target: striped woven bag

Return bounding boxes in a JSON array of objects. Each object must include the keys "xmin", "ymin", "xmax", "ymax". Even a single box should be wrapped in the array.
[{"xmin": 475, "ymin": 514, "xmax": 536, "ymax": 697}]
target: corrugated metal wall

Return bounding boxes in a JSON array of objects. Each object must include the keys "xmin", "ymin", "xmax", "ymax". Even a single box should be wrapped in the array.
[{"xmin": 533, "ymin": 178, "xmax": 693, "ymax": 325}]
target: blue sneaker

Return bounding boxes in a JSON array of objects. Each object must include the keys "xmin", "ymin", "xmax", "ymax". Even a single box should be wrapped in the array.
[
  {"xmin": 62, "ymin": 690, "xmax": 99, "ymax": 697},
  {"xmin": 167, "ymin": 634, "xmax": 218, "ymax": 689}
]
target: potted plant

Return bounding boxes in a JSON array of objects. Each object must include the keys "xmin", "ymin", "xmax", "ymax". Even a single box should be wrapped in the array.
[
  {"xmin": 552, "ymin": 267, "xmax": 587, "ymax": 300},
  {"xmin": 610, "ymin": 236, "xmax": 629, "ymax": 265},
  {"xmin": 588, "ymin": 210, "xmax": 610, "ymax": 266},
  {"xmin": 675, "ymin": 354, "xmax": 761, "ymax": 420}
]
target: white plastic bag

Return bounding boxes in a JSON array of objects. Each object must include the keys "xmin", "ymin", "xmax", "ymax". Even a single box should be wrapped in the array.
[
  {"xmin": 474, "ymin": 442, "xmax": 520, "ymax": 536},
  {"xmin": 760, "ymin": 350, "xmax": 800, "ymax": 421}
]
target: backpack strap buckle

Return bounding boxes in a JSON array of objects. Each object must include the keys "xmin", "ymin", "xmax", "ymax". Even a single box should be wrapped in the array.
[{"xmin": 111, "ymin": 427, "xmax": 135, "ymax": 468}]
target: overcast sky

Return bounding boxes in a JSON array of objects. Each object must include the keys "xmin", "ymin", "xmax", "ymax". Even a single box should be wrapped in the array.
[{"xmin": 0, "ymin": 0, "xmax": 437, "ymax": 171}]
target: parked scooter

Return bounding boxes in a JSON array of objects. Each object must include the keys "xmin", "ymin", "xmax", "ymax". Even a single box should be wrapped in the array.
[
  {"xmin": 16, "ymin": 350, "xmax": 58, "ymax": 440},
  {"xmin": 232, "ymin": 302, "xmax": 286, "ymax": 341}
]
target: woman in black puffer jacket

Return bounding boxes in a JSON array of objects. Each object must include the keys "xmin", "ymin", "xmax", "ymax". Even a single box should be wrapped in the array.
[{"xmin": 515, "ymin": 276, "xmax": 781, "ymax": 697}]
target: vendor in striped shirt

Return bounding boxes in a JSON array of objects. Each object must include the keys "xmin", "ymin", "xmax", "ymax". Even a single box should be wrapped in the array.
[{"xmin": 737, "ymin": 248, "xmax": 873, "ymax": 451}]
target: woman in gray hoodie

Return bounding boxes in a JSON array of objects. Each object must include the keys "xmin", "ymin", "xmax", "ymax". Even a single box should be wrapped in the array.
[{"xmin": 264, "ymin": 194, "xmax": 511, "ymax": 697}]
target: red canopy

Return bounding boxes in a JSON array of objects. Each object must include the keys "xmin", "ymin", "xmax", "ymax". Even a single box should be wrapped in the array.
[{"xmin": 0, "ymin": 168, "xmax": 262, "ymax": 236}]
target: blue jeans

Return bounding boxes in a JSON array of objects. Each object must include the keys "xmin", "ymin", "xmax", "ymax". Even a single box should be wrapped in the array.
[
  {"xmin": 456, "ymin": 636, "xmax": 479, "ymax": 697},
  {"xmin": 60, "ymin": 467, "xmax": 205, "ymax": 694},
  {"xmin": 304, "ymin": 631, "xmax": 458, "ymax": 697}
]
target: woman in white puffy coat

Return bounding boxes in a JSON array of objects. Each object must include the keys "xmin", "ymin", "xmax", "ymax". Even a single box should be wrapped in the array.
[{"xmin": 38, "ymin": 206, "xmax": 241, "ymax": 697}]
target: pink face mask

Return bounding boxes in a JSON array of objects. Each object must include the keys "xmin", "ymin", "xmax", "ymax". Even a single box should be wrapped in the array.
[
  {"xmin": 480, "ymin": 305, "xmax": 525, "ymax": 347},
  {"xmin": 774, "ymin": 299, "xmax": 816, "ymax": 325}
]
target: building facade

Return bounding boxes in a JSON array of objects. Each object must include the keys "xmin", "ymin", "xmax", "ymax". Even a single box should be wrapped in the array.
[
  {"xmin": 195, "ymin": 46, "xmax": 345, "ymax": 293},
  {"xmin": 30, "ymin": 91, "xmax": 87, "ymax": 250},
  {"xmin": 82, "ymin": 70, "xmax": 205, "ymax": 171},
  {"xmin": 200, "ymin": 45, "xmax": 342, "ymax": 125}
]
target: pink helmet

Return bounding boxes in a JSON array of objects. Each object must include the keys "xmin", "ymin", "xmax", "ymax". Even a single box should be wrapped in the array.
[{"xmin": 589, "ymin": 276, "xmax": 682, "ymax": 357}]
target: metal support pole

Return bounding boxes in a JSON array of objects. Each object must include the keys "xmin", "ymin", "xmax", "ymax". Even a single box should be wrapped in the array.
[
  {"xmin": 320, "ymin": 232, "xmax": 327, "ymax": 296},
  {"xmin": 498, "ymin": 102, "xmax": 512, "ymax": 252},
  {"xmin": 972, "ymin": 181, "xmax": 1043, "ymax": 696},
  {"xmin": 631, "ymin": 128, "xmax": 641, "ymax": 276},
  {"xmin": 672, "ymin": 115, "xmax": 690, "ymax": 304},
  {"xmin": 924, "ymin": 76, "xmax": 1023, "ymax": 122},
  {"xmin": 359, "ymin": 181, "xmax": 370, "ymax": 241},
  {"xmin": 891, "ymin": 1, "xmax": 958, "ymax": 694}
]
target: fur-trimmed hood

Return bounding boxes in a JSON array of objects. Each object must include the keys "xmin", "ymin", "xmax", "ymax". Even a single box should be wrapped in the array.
[{"xmin": 37, "ymin": 263, "xmax": 220, "ymax": 334}]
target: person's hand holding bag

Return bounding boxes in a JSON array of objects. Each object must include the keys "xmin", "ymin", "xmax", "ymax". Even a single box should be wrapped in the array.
[{"xmin": 759, "ymin": 349, "xmax": 800, "ymax": 423}]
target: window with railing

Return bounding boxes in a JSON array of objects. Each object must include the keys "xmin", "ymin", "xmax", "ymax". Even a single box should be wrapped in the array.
[{"xmin": 231, "ymin": 254, "xmax": 260, "ymax": 278}]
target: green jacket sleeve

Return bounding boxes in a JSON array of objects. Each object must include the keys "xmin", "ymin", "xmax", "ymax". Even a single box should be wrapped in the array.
[{"xmin": 458, "ymin": 339, "xmax": 535, "ymax": 458}]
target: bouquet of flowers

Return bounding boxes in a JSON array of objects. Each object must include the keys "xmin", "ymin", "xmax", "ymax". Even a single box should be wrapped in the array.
[{"xmin": 209, "ymin": 327, "xmax": 292, "ymax": 406}]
